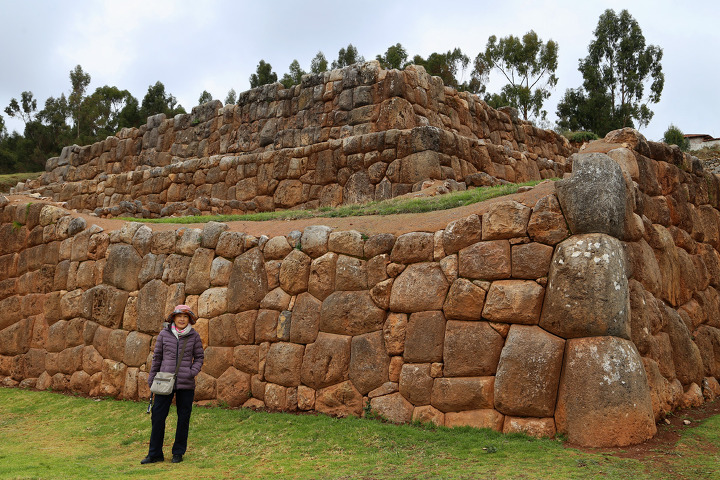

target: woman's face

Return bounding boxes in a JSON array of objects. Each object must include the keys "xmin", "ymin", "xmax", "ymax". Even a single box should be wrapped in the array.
[{"xmin": 173, "ymin": 313, "xmax": 190, "ymax": 329}]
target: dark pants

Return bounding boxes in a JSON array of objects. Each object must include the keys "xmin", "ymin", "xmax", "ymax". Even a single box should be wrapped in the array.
[{"xmin": 148, "ymin": 389, "xmax": 195, "ymax": 458}]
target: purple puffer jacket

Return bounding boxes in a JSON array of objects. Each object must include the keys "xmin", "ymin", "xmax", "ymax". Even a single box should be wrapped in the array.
[{"xmin": 148, "ymin": 327, "xmax": 204, "ymax": 390}]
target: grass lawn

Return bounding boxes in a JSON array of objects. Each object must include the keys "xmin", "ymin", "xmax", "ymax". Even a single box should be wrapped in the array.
[{"xmin": 1, "ymin": 388, "xmax": 718, "ymax": 479}]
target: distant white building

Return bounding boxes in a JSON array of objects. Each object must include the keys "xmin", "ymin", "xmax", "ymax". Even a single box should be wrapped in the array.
[{"xmin": 684, "ymin": 134, "xmax": 720, "ymax": 151}]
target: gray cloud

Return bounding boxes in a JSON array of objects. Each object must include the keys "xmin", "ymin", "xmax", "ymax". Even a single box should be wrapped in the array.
[{"xmin": 1, "ymin": 0, "xmax": 718, "ymax": 141}]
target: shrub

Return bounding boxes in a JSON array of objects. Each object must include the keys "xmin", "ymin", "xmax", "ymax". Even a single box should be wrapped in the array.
[
  {"xmin": 663, "ymin": 124, "xmax": 690, "ymax": 151},
  {"xmin": 566, "ymin": 131, "xmax": 599, "ymax": 143}
]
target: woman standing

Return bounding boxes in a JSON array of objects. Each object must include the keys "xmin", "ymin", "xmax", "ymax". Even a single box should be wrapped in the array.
[{"xmin": 142, "ymin": 305, "xmax": 204, "ymax": 464}]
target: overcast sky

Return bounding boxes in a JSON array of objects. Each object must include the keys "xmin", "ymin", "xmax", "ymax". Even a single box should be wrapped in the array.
[{"xmin": 1, "ymin": 0, "xmax": 718, "ymax": 143}]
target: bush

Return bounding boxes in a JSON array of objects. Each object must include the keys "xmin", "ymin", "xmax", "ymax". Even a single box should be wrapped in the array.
[
  {"xmin": 663, "ymin": 124, "xmax": 690, "ymax": 151},
  {"xmin": 566, "ymin": 131, "xmax": 599, "ymax": 143}
]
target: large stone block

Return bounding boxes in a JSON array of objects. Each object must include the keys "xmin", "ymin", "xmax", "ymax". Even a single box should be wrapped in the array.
[
  {"xmin": 300, "ymin": 225, "xmax": 332, "ymax": 258},
  {"xmin": 482, "ymin": 280, "xmax": 544, "ymax": 325},
  {"xmin": 369, "ymin": 393, "xmax": 414, "ymax": 424},
  {"xmin": 194, "ymin": 371, "xmax": 217, "ymax": 401},
  {"xmin": 482, "ymin": 200, "xmax": 531, "ymax": 240},
  {"xmin": 264, "ymin": 342, "xmax": 305, "ymax": 387},
  {"xmin": 217, "ymin": 367, "xmax": 251, "ymax": 407},
  {"xmin": 661, "ymin": 304, "xmax": 705, "ymax": 386},
  {"xmin": 443, "ymin": 215, "xmax": 482, "ymax": 255},
  {"xmin": 511, "ymin": 242, "xmax": 554, "ymax": 279},
  {"xmin": 255, "ymin": 310, "xmax": 279, "ymax": 343},
  {"xmin": 383, "ymin": 312, "xmax": 407, "ymax": 356},
  {"xmin": 0, "ymin": 318, "xmax": 33, "ymax": 356},
  {"xmin": 389, "ymin": 263, "xmax": 449, "ymax": 313},
  {"xmin": 202, "ymin": 346, "xmax": 233, "ymax": 378},
  {"xmin": 694, "ymin": 325, "xmax": 720, "ymax": 378},
  {"xmin": 556, "ymin": 336, "xmax": 656, "ymax": 447},
  {"xmin": 84, "ymin": 285, "xmax": 128, "ymax": 329},
  {"xmin": 199, "ymin": 287, "xmax": 228, "ymax": 318},
  {"xmin": 458, "ymin": 240, "xmax": 511, "ymax": 280},
  {"xmin": 279, "ymin": 249, "xmax": 312, "ymax": 295},
  {"xmin": 443, "ymin": 321, "xmax": 504, "ymax": 376},
  {"xmin": 209, "ymin": 311, "xmax": 255, "ymax": 346},
  {"xmin": 320, "ymin": 291, "xmax": 386, "ymax": 336},
  {"xmin": 399, "ymin": 363, "xmax": 433, "ymax": 405},
  {"xmin": 494, "ymin": 325, "xmax": 564, "ymax": 417},
  {"xmin": 102, "ymin": 244, "xmax": 142, "ymax": 291},
  {"xmin": 136, "ymin": 279, "xmax": 169, "ymax": 333},
  {"xmin": 185, "ymin": 248, "xmax": 214, "ymax": 294},
  {"xmin": 335, "ymin": 255, "xmax": 367, "ymax": 291},
  {"xmin": 124, "ymin": 331, "xmax": 151, "ymax": 367},
  {"xmin": 301, "ymin": 332, "xmax": 351, "ymax": 389},
  {"xmin": 328, "ymin": 230, "xmax": 364, "ymax": 257},
  {"xmin": 289, "ymin": 292, "xmax": 321, "ymax": 344},
  {"xmin": 390, "ymin": 232, "xmax": 434, "ymax": 264},
  {"xmin": 540, "ymin": 234, "xmax": 630, "ymax": 339},
  {"xmin": 445, "ymin": 409, "xmax": 504, "ymax": 431},
  {"xmin": 315, "ymin": 380, "xmax": 363, "ymax": 417},
  {"xmin": 82, "ymin": 345, "xmax": 104, "ymax": 375},
  {"xmin": 162, "ymin": 254, "xmax": 191, "ymax": 284},
  {"xmin": 443, "ymin": 278, "xmax": 486, "ymax": 321},
  {"xmin": 386, "ymin": 151, "xmax": 442, "ymax": 184},
  {"xmin": 503, "ymin": 417, "xmax": 556, "ymax": 438},
  {"xmin": 263, "ymin": 236, "xmax": 293, "ymax": 260},
  {"xmin": 556, "ymin": 152, "xmax": 629, "ymax": 239},
  {"xmin": 431, "ymin": 377, "xmax": 494, "ymax": 413},
  {"xmin": 228, "ymin": 248, "xmax": 268, "ymax": 312},
  {"xmin": 349, "ymin": 331, "xmax": 389, "ymax": 395},
  {"xmin": 308, "ymin": 252, "xmax": 337, "ymax": 301},
  {"xmin": 403, "ymin": 311, "xmax": 446, "ymax": 363}
]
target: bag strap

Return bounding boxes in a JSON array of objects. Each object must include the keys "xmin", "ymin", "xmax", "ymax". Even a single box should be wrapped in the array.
[{"xmin": 174, "ymin": 336, "xmax": 190, "ymax": 376}]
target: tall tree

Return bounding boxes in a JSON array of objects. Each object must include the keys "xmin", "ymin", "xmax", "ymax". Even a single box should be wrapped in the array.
[
  {"xmin": 310, "ymin": 51, "xmax": 328, "ymax": 74},
  {"xmin": 140, "ymin": 81, "xmax": 186, "ymax": 120},
  {"xmin": 225, "ymin": 88, "xmax": 237, "ymax": 105},
  {"xmin": 4, "ymin": 91, "xmax": 38, "ymax": 126},
  {"xmin": 556, "ymin": 9, "xmax": 664, "ymax": 136},
  {"xmin": 280, "ymin": 59, "xmax": 306, "ymax": 88},
  {"xmin": 81, "ymin": 86, "xmax": 138, "ymax": 137},
  {"xmin": 249, "ymin": 60, "xmax": 278, "ymax": 88},
  {"xmin": 68, "ymin": 65, "xmax": 91, "ymax": 138},
  {"xmin": 474, "ymin": 31, "xmax": 558, "ymax": 121},
  {"xmin": 37, "ymin": 94, "xmax": 71, "ymax": 150},
  {"xmin": 198, "ymin": 90, "xmax": 213, "ymax": 105},
  {"xmin": 412, "ymin": 48, "xmax": 469, "ymax": 89},
  {"xmin": 331, "ymin": 44, "xmax": 364, "ymax": 69},
  {"xmin": 376, "ymin": 43, "xmax": 408, "ymax": 70}
]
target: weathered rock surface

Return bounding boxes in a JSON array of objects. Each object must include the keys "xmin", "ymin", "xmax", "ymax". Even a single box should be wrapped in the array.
[
  {"xmin": 540, "ymin": 234, "xmax": 630, "ymax": 339},
  {"xmin": 556, "ymin": 337, "xmax": 656, "ymax": 447}
]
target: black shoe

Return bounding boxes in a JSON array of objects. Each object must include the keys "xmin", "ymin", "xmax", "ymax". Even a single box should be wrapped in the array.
[
  {"xmin": 140, "ymin": 456, "xmax": 164, "ymax": 464},
  {"xmin": 171, "ymin": 454, "xmax": 183, "ymax": 463}
]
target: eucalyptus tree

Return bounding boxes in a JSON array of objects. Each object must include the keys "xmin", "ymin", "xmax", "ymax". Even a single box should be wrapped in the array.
[
  {"xmin": 556, "ymin": 9, "xmax": 664, "ymax": 135},
  {"xmin": 474, "ymin": 30, "xmax": 558, "ymax": 121}
]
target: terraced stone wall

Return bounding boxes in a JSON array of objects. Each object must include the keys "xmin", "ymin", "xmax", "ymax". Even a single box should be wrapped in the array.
[
  {"xmin": 2, "ymin": 129, "xmax": 720, "ymax": 448},
  {"xmin": 17, "ymin": 62, "xmax": 573, "ymax": 217}
]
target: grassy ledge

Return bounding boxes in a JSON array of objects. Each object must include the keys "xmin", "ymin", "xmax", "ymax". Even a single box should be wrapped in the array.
[
  {"xmin": 1, "ymin": 388, "xmax": 719, "ymax": 480},
  {"xmin": 0, "ymin": 171, "xmax": 42, "ymax": 194},
  {"xmin": 121, "ymin": 180, "xmax": 548, "ymax": 225}
]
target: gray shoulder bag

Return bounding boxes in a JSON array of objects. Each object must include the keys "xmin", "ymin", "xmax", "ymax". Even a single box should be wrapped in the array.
[{"xmin": 150, "ymin": 336, "xmax": 190, "ymax": 395}]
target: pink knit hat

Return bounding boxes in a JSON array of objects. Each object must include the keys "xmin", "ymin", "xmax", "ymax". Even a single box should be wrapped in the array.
[{"xmin": 166, "ymin": 305, "xmax": 198, "ymax": 325}]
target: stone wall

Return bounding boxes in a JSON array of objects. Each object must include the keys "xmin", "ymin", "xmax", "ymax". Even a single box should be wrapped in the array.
[
  {"xmin": 3, "ymin": 92, "xmax": 720, "ymax": 446},
  {"xmin": 17, "ymin": 62, "xmax": 573, "ymax": 217}
]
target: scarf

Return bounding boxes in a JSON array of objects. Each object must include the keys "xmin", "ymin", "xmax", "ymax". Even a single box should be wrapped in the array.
[{"xmin": 171, "ymin": 324, "xmax": 193, "ymax": 339}]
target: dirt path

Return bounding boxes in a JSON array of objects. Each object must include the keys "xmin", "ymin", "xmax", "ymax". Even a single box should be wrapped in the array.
[{"xmin": 6, "ymin": 180, "xmax": 556, "ymax": 237}]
